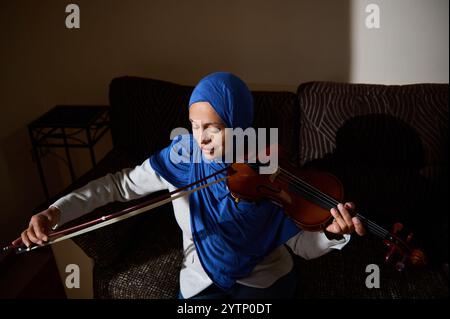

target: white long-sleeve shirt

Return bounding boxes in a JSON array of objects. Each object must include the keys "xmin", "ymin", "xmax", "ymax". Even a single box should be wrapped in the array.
[{"xmin": 51, "ymin": 159, "xmax": 350, "ymax": 298}]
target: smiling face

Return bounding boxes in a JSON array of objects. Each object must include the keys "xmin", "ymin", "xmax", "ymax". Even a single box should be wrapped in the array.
[{"xmin": 189, "ymin": 102, "xmax": 227, "ymax": 160}]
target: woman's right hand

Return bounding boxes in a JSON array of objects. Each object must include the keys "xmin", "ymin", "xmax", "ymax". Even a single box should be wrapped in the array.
[{"xmin": 12, "ymin": 206, "xmax": 61, "ymax": 247}]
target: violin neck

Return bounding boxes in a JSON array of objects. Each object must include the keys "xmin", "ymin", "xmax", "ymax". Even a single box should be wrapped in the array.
[
  {"xmin": 354, "ymin": 213, "xmax": 390, "ymax": 240},
  {"xmin": 303, "ymin": 185, "xmax": 390, "ymax": 240},
  {"xmin": 304, "ymin": 187, "xmax": 390, "ymax": 240},
  {"xmin": 279, "ymin": 167, "xmax": 391, "ymax": 240}
]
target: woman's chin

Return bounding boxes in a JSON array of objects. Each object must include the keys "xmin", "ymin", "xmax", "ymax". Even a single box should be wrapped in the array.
[
  {"xmin": 202, "ymin": 151, "xmax": 215, "ymax": 159},
  {"xmin": 202, "ymin": 150, "xmax": 221, "ymax": 161}
]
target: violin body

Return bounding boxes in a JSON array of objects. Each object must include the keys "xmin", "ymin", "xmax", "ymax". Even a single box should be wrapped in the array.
[{"xmin": 227, "ymin": 163, "xmax": 343, "ymax": 231}]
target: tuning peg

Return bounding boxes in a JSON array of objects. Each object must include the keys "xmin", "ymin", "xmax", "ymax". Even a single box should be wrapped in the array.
[
  {"xmin": 409, "ymin": 249, "xmax": 427, "ymax": 266},
  {"xmin": 384, "ymin": 245, "xmax": 397, "ymax": 263},
  {"xmin": 395, "ymin": 255, "xmax": 408, "ymax": 271}
]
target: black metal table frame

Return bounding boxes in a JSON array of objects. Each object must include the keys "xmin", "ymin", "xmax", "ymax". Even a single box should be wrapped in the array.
[{"xmin": 28, "ymin": 106, "xmax": 110, "ymax": 201}]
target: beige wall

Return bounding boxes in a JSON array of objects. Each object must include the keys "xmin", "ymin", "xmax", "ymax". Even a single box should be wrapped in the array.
[
  {"xmin": 351, "ymin": 0, "xmax": 449, "ymax": 84},
  {"xmin": 0, "ymin": 0, "xmax": 447, "ymax": 298}
]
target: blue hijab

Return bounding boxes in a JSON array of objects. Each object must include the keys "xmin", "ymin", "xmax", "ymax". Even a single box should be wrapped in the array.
[{"xmin": 149, "ymin": 72, "xmax": 301, "ymax": 290}]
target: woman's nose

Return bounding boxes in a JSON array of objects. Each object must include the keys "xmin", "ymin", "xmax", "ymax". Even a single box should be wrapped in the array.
[
  {"xmin": 201, "ymin": 130, "xmax": 212, "ymax": 144},
  {"xmin": 201, "ymin": 136, "xmax": 211, "ymax": 146}
]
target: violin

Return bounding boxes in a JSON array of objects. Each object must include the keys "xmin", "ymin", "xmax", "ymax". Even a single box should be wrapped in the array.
[
  {"xmin": 2, "ymin": 157, "xmax": 426, "ymax": 271},
  {"xmin": 226, "ymin": 160, "xmax": 427, "ymax": 271}
]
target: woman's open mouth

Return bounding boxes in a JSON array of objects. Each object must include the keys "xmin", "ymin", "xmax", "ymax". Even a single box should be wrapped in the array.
[{"xmin": 201, "ymin": 147, "xmax": 215, "ymax": 155}]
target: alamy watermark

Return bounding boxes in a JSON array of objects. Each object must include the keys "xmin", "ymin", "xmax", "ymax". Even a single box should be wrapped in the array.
[
  {"xmin": 365, "ymin": 264, "xmax": 380, "ymax": 288},
  {"xmin": 365, "ymin": 4, "xmax": 381, "ymax": 29},
  {"xmin": 65, "ymin": 263, "xmax": 80, "ymax": 289},
  {"xmin": 169, "ymin": 127, "xmax": 279, "ymax": 174},
  {"xmin": 65, "ymin": 4, "xmax": 80, "ymax": 29}
]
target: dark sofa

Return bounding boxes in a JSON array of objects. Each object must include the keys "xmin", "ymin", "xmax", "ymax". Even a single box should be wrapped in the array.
[{"xmin": 59, "ymin": 76, "xmax": 448, "ymax": 298}]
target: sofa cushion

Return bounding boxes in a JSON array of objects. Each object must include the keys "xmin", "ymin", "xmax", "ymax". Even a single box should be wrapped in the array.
[
  {"xmin": 92, "ymin": 206, "xmax": 183, "ymax": 299},
  {"xmin": 293, "ymin": 235, "xmax": 448, "ymax": 298}
]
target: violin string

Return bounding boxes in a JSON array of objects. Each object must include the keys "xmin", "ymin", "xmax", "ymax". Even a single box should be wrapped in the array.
[
  {"xmin": 276, "ymin": 169, "xmax": 389, "ymax": 237},
  {"xmin": 274, "ymin": 171, "xmax": 415, "ymax": 255},
  {"xmin": 276, "ymin": 173, "xmax": 387, "ymax": 238},
  {"xmin": 352, "ymin": 215, "xmax": 389, "ymax": 238},
  {"xmin": 276, "ymin": 169, "xmax": 337, "ymax": 208},
  {"xmin": 276, "ymin": 171, "xmax": 388, "ymax": 238},
  {"xmin": 276, "ymin": 169, "xmax": 388, "ymax": 235},
  {"xmin": 276, "ymin": 169, "xmax": 389, "ymax": 238}
]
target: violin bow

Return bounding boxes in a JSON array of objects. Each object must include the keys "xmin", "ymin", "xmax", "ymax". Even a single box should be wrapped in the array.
[{"xmin": 2, "ymin": 166, "xmax": 229, "ymax": 254}]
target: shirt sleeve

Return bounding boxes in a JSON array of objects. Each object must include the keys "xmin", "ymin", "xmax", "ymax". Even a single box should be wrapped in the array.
[
  {"xmin": 148, "ymin": 134, "xmax": 192, "ymax": 188},
  {"xmin": 50, "ymin": 159, "xmax": 169, "ymax": 227},
  {"xmin": 285, "ymin": 230, "xmax": 351, "ymax": 260}
]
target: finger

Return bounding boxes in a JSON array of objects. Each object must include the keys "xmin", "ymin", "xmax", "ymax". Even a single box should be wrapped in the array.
[
  {"xmin": 337, "ymin": 203, "xmax": 355, "ymax": 233},
  {"xmin": 326, "ymin": 221, "xmax": 341, "ymax": 234},
  {"xmin": 21, "ymin": 230, "xmax": 31, "ymax": 247},
  {"xmin": 32, "ymin": 217, "xmax": 49, "ymax": 242},
  {"xmin": 330, "ymin": 207, "xmax": 348, "ymax": 233},
  {"xmin": 353, "ymin": 217, "xmax": 366, "ymax": 236},
  {"xmin": 344, "ymin": 202, "xmax": 355, "ymax": 210},
  {"xmin": 42, "ymin": 210, "xmax": 57, "ymax": 229},
  {"xmin": 26, "ymin": 225, "xmax": 41, "ymax": 245},
  {"xmin": 12, "ymin": 237, "xmax": 23, "ymax": 246}
]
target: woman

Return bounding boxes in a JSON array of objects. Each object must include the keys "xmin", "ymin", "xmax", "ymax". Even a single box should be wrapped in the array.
[{"xmin": 13, "ymin": 72, "xmax": 365, "ymax": 299}]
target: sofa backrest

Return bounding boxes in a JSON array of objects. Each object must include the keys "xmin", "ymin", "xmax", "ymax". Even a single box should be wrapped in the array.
[
  {"xmin": 297, "ymin": 81, "xmax": 448, "ymax": 248},
  {"xmin": 108, "ymin": 76, "xmax": 300, "ymax": 163},
  {"xmin": 109, "ymin": 76, "xmax": 193, "ymax": 162},
  {"xmin": 297, "ymin": 81, "xmax": 448, "ymax": 180}
]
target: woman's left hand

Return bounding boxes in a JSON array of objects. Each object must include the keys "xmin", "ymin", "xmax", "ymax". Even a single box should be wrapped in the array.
[{"xmin": 325, "ymin": 202, "xmax": 366, "ymax": 236}]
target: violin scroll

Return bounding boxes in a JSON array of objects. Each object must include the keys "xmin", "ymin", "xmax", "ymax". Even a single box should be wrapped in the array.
[{"xmin": 383, "ymin": 222, "xmax": 427, "ymax": 271}]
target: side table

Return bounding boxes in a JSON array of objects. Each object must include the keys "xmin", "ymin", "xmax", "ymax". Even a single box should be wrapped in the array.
[{"xmin": 28, "ymin": 105, "xmax": 110, "ymax": 201}]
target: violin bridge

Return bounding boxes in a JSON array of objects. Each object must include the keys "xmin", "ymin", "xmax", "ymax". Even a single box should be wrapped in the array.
[{"xmin": 230, "ymin": 192, "xmax": 240, "ymax": 203}]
